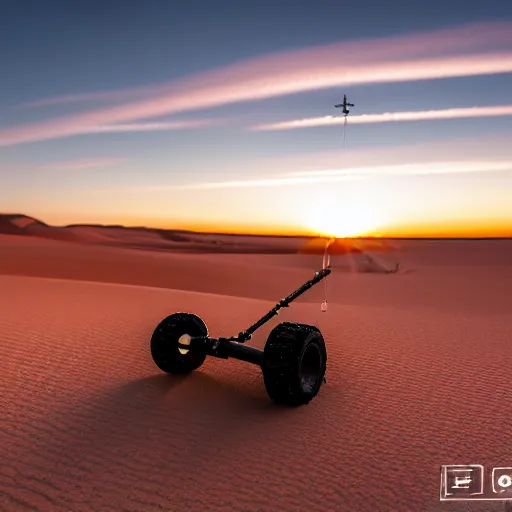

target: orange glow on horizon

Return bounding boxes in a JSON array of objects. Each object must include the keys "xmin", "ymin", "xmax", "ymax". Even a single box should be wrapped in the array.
[
  {"xmin": 298, "ymin": 196, "xmax": 381, "ymax": 239},
  {"xmin": 45, "ymin": 213, "xmax": 511, "ymax": 239}
]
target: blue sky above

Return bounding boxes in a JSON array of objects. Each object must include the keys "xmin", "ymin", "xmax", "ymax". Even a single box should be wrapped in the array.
[{"xmin": 1, "ymin": 0, "xmax": 512, "ymax": 235}]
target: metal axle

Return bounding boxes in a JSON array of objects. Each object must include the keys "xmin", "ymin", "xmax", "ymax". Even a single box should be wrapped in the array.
[
  {"xmin": 203, "ymin": 338, "xmax": 264, "ymax": 366},
  {"xmin": 184, "ymin": 267, "xmax": 331, "ymax": 366}
]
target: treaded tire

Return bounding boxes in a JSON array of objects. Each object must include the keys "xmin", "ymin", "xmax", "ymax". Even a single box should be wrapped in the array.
[
  {"xmin": 262, "ymin": 322, "xmax": 327, "ymax": 406},
  {"xmin": 150, "ymin": 312, "xmax": 208, "ymax": 374}
]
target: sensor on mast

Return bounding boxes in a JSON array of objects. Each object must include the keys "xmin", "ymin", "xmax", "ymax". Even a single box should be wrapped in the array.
[{"xmin": 334, "ymin": 94, "xmax": 354, "ymax": 116}]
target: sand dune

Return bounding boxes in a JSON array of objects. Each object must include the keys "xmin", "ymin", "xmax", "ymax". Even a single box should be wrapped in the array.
[
  {"xmin": 1, "ymin": 273, "xmax": 511, "ymax": 512},
  {"xmin": 0, "ymin": 214, "xmax": 306, "ymax": 254},
  {"xmin": 0, "ymin": 213, "xmax": 402, "ymax": 261},
  {"xmin": 1, "ymin": 234, "xmax": 510, "ymax": 313},
  {"xmin": 1, "ymin": 235, "xmax": 512, "ymax": 511}
]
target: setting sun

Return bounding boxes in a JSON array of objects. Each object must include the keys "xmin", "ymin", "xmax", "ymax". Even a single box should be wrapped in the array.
[{"xmin": 301, "ymin": 197, "xmax": 380, "ymax": 238}]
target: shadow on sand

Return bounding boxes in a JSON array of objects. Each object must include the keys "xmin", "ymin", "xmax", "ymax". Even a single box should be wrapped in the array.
[{"xmin": 37, "ymin": 370, "xmax": 297, "ymax": 489}]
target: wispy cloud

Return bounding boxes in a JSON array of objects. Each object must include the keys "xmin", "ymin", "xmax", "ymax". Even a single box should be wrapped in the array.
[
  {"xmin": 93, "ymin": 160, "xmax": 512, "ymax": 194},
  {"xmin": 16, "ymin": 21, "xmax": 512, "ymax": 110},
  {"xmin": 74, "ymin": 119, "xmax": 218, "ymax": 134},
  {"xmin": 17, "ymin": 87, "xmax": 159, "ymax": 109},
  {"xmin": 0, "ymin": 119, "xmax": 217, "ymax": 146},
  {"xmin": 41, "ymin": 157, "xmax": 128, "ymax": 170},
  {"xmin": 2, "ymin": 21, "xmax": 512, "ymax": 148},
  {"xmin": 290, "ymin": 160, "xmax": 512, "ymax": 177},
  {"xmin": 0, "ymin": 157, "xmax": 127, "ymax": 172},
  {"xmin": 251, "ymin": 105, "xmax": 512, "ymax": 131},
  {"xmin": 93, "ymin": 175, "xmax": 369, "ymax": 194}
]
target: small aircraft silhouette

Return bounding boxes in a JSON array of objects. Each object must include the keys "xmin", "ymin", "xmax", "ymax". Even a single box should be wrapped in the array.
[{"xmin": 335, "ymin": 95, "xmax": 354, "ymax": 116}]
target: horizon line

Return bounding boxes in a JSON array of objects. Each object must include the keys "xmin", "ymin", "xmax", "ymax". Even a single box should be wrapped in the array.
[{"xmin": 1, "ymin": 212, "xmax": 510, "ymax": 240}]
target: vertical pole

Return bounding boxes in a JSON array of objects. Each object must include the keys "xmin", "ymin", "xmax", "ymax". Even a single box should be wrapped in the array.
[{"xmin": 334, "ymin": 95, "xmax": 354, "ymax": 171}]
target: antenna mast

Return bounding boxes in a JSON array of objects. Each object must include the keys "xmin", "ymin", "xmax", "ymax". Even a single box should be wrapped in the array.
[
  {"xmin": 319, "ymin": 95, "xmax": 355, "ymax": 314},
  {"xmin": 334, "ymin": 94, "xmax": 354, "ymax": 170}
]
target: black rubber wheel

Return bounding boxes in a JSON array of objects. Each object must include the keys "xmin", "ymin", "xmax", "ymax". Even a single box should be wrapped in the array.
[
  {"xmin": 262, "ymin": 322, "xmax": 327, "ymax": 406},
  {"xmin": 150, "ymin": 312, "xmax": 208, "ymax": 374}
]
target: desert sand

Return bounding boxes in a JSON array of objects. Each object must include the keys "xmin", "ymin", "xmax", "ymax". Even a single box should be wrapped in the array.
[{"xmin": 1, "ymin": 216, "xmax": 512, "ymax": 511}]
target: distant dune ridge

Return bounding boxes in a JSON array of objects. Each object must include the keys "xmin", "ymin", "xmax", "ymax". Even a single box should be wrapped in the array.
[
  {"xmin": 0, "ymin": 213, "xmax": 401, "ymax": 273},
  {"xmin": 0, "ymin": 213, "xmax": 48, "ymax": 234}
]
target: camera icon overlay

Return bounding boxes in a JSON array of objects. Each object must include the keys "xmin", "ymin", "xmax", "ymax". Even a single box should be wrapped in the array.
[
  {"xmin": 440, "ymin": 465, "xmax": 484, "ymax": 500},
  {"xmin": 493, "ymin": 468, "xmax": 512, "ymax": 496}
]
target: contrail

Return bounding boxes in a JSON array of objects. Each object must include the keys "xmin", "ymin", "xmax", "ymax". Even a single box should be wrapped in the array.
[
  {"xmin": 290, "ymin": 160, "xmax": 512, "ymax": 176},
  {"xmin": 87, "ymin": 120, "xmax": 216, "ymax": 133},
  {"xmin": 251, "ymin": 105, "xmax": 512, "ymax": 131},
  {"xmin": 16, "ymin": 20, "xmax": 512, "ymax": 110},
  {"xmin": 95, "ymin": 160, "xmax": 512, "ymax": 194}
]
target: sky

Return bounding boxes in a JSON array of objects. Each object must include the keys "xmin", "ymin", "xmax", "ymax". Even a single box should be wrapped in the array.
[{"xmin": 1, "ymin": 0, "xmax": 512, "ymax": 237}]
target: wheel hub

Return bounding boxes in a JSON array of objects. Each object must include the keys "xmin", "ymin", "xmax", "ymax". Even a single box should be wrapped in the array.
[
  {"xmin": 300, "ymin": 344, "xmax": 322, "ymax": 393},
  {"xmin": 178, "ymin": 333, "xmax": 192, "ymax": 355}
]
